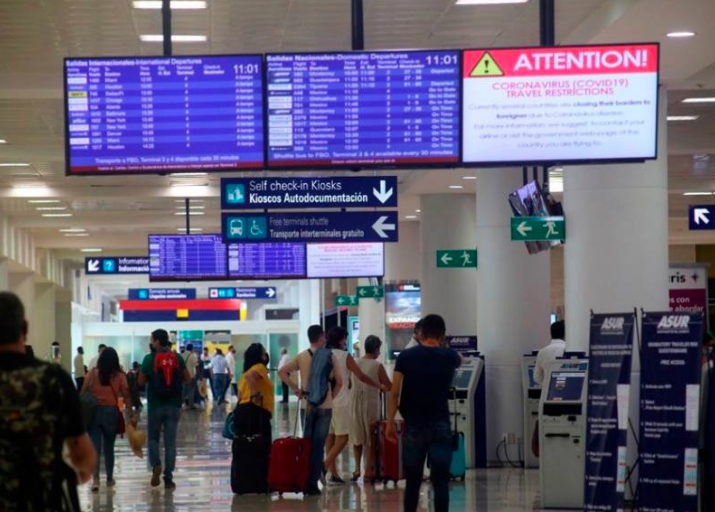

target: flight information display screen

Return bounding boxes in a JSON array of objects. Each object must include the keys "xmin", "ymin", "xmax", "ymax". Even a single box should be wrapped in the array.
[
  {"xmin": 266, "ymin": 50, "xmax": 461, "ymax": 168},
  {"xmin": 149, "ymin": 234, "xmax": 228, "ymax": 282},
  {"xmin": 228, "ymin": 243, "xmax": 307, "ymax": 279},
  {"xmin": 65, "ymin": 55, "xmax": 264, "ymax": 175}
]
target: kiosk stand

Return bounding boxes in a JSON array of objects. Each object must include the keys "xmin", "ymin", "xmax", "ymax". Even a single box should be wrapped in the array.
[
  {"xmin": 539, "ymin": 353, "xmax": 588, "ymax": 509},
  {"xmin": 449, "ymin": 350, "xmax": 487, "ymax": 468},
  {"xmin": 521, "ymin": 351, "xmax": 540, "ymax": 469}
]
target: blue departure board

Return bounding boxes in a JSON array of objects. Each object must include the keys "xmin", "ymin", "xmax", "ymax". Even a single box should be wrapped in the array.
[
  {"xmin": 228, "ymin": 243, "xmax": 306, "ymax": 279},
  {"xmin": 64, "ymin": 56, "xmax": 264, "ymax": 175},
  {"xmin": 266, "ymin": 51, "xmax": 461, "ymax": 168},
  {"xmin": 149, "ymin": 234, "xmax": 228, "ymax": 282}
]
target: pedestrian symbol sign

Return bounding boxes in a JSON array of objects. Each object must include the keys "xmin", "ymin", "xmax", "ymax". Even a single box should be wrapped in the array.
[
  {"xmin": 436, "ymin": 249, "xmax": 478, "ymax": 269},
  {"xmin": 335, "ymin": 295, "xmax": 359, "ymax": 307},
  {"xmin": 510, "ymin": 216, "xmax": 565, "ymax": 241},
  {"xmin": 470, "ymin": 52, "xmax": 504, "ymax": 77}
]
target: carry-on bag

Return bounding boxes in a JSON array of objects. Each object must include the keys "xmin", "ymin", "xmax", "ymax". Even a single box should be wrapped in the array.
[
  {"xmin": 231, "ymin": 402, "xmax": 271, "ymax": 494},
  {"xmin": 449, "ymin": 387, "xmax": 467, "ymax": 481},
  {"xmin": 371, "ymin": 393, "xmax": 405, "ymax": 485},
  {"xmin": 267, "ymin": 404, "xmax": 311, "ymax": 495}
]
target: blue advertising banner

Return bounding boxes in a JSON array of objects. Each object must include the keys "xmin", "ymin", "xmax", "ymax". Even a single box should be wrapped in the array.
[
  {"xmin": 222, "ymin": 211, "xmax": 398, "ymax": 244},
  {"xmin": 128, "ymin": 288, "xmax": 196, "ymax": 300},
  {"xmin": 584, "ymin": 313, "xmax": 635, "ymax": 512},
  {"xmin": 221, "ymin": 176, "xmax": 398, "ymax": 210},
  {"xmin": 639, "ymin": 312, "xmax": 704, "ymax": 512}
]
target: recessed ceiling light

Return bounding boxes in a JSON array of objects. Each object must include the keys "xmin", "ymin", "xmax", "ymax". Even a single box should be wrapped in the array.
[
  {"xmin": 169, "ymin": 172, "xmax": 208, "ymax": 177},
  {"xmin": 0, "ymin": 139, "xmax": 6, "ymax": 144},
  {"xmin": 667, "ymin": 31, "xmax": 695, "ymax": 38},
  {"xmin": 64, "ymin": 233, "xmax": 89, "ymax": 237},
  {"xmin": 42, "ymin": 213, "xmax": 72, "ymax": 218},
  {"xmin": 140, "ymin": 34, "xmax": 208, "ymax": 43},
  {"xmin": 174, "ymin": 211, "xmax": 205, "ymax": 216},
  {"xmin": 449, "ymin": 185, "xmax": 464, "ymax": 190},
  {"xmin": 133, "ymin": 0, "xmax": 207, "ymax": 8},
  {"xmin": 456, "ymin": 0, "xmax": 528, "ymax": 4},
  {"xmin": 683, "ymin": 192, "xmax": 714, "ymax": 196},
  {"xmin": 415, "ymin": 209, "xmax": 421, "ymax": 213},
  {"xmin": 463, "ymin": 176, "xmax": 477, "ymax": 180},
  {"xmin": 668, "ymin": 115, "xmax": 700, "ymax": 121},
  {"xmin": 405, "ymin": 215, "xmax": 417, "ymax": 220},
  {"xmin": 0, "ymin": 163, "xmax": 30, "ymax": 167},
  {"xmin": 36, "ymin": 206, "xmax": 67, "ymax": 211},
  {"xmin": 175, "ymin": 204, "xmax": 205, "ymax": 210},
  {"xmin": 28, "ymin": 199, "xmax": 61, "ymax": 204},
  {"xmin": 682, "ymin": 97, "xmax": 715, "ymax": 104},
  {"xmin": 59, "ymin": 228, "xmax": 86, "ymax": 233},
  {"xmin": 176, "ymin": 227, "xmax": 204, "ymax": 232},
  {"xmin": 80, "ymin": 248, "xmax": 102, "ymax": 253}
]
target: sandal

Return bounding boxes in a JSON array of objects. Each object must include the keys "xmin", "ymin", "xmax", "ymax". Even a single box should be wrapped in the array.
[{"xmin": 351, "ymin": 471, "xmax": 361, "ymax": 482}]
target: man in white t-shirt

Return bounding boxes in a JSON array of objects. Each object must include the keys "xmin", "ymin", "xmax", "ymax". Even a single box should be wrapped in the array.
[
  {"xmin": 278, "ymin": 347, "xmax": 291, "ymax": 404},
  {"xmin": 405, "ymin": 319, "xmax": 423, "ymax": 350},
  {"xmin": 534, "ymin": 321, "xmax": 566, "ymax": 387},
  {"xmin": 183, "ymin": 344, "xmax": 198, "ymax": 409},
  {"xmin": 225, "ymin": 346, "xmax": 236, "ymax": 399},
  {"xmin": 73, "ymin": 347, "xmax": 86, "ymax": 389},
  {"xmin": 87, "ymin": 344, "xmax": 106, "ymax": 372}
]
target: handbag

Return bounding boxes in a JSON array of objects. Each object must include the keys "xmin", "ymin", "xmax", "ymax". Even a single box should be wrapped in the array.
[
  {"xmin": 79, "ymin": 371, "xmax": 98, "ymax": 429},
  {"xmin": 109, "ymin": 378, "xmax": 126, "ymax": 436},
  {"xmin": 223, "ymin": 411, "xmax": 237, "ymax": 440}
]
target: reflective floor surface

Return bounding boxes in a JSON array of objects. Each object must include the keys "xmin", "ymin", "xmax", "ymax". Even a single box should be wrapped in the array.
[{"xmin": 79, "ymin": 401, "xmax": 546, "ymax": 511}]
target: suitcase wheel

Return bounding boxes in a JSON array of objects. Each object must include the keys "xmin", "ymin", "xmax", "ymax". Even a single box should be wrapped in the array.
[{"xmin": 393, "ymin": 480, "xmax": 398, "ymax": 486}]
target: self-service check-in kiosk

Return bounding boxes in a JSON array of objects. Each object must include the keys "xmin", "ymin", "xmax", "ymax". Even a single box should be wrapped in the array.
[
  {"xmin": 447, "ymin": 344, "xmax": 487, "ymax": 469},
  {"xmin": 522, "ymin": 351, "xmax": 541, "ymax": 469},
  {"xmin": 540, "ymin": 353, "xmax": 588, "ymax": 509}
]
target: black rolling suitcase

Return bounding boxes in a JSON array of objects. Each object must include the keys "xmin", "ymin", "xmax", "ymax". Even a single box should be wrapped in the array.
[{"xmin": 231, "ymin": 402, "xmax": 271, "ymax": 494}]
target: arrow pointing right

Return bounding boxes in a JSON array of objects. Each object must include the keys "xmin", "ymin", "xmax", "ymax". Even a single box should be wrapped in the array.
[
  {"xmin": 265, "ymin": 287, "xmax": 276, "ymax": 298},
  {"xmin": 372, "ymin": 215, "xmax": 396, "ymax": 239},
  {"xmin": 695, "ymin": 208, "xmax": 710, "ymax": 225},
  {"xmin": 516, "ymin": 221, "xmax": 532, "ymax": 238},
  {"xmin": 441, "ymin": 253, "xmax": 453, "ymax": 265},
  {"xmin": 372, "ymin": 180, "xmax": 394, "ymax": 204},
  {"xmin": 87, "ymin": 259, "xmax": 100, "ymax": 272}
]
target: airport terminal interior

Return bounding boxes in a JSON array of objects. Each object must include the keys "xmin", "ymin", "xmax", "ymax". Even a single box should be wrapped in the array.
[{"xmin": 2, "ymin": 0, "xmax": 715, "ymax": 511}]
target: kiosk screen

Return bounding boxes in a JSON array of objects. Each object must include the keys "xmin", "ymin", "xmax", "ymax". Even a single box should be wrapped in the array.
[
  {"xmin": 546, "ymin": 372, "xmax": 585, "ymax": 402},
  {"xmin": 527, "ymin": 365, "xmax": 537, "ymax": 388},
  {"xmin": 452, "ymin": 369, "xmax": 473, "ymax": 389}
]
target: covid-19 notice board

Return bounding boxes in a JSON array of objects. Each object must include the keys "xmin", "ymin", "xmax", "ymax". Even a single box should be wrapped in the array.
[{"xmin": 462, "ymin": 44, "xmax": 659, "ymax": 165}]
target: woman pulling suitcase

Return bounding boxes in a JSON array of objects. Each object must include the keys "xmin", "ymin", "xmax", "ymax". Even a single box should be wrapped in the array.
[{"xmin": 231, "ymin": 343, "xmax": 274, "ymax": 494}]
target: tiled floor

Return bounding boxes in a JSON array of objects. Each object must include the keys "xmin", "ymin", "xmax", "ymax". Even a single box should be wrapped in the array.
[{"xmin": 79, "ymin": 400, "xmax": 544, "ymax": 511}]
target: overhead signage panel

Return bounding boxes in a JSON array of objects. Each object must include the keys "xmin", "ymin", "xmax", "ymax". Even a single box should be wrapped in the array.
[
  {"xmin": 85, "ymin": 256, "xmax": 149, "ymax": 275},
  {"xmin": 128, "ymin": 288, "xmax": 196, "ymax": 300},
  {"xmin": 227, "ymin": 243, "xmax": 306, "ymax": 279},
  {"xmin": 688, "ymin": 205, "xmax": 715, "ymax": 230},
  {"xmin": 64, "ymin": 55, "xmax": 265, "ymax": 175},
  {"xmin": 221, "ymin": 176, "xmax": 397, "ymax": 210},
  {"xmin": 306, "ymin": 243, "xmax": 385, "ymax": 279},
  {"xmin": 265, "ymin": 50, "xmax": 461, "ymax": 168},
  {"xmin": 208, "ymin": 287, "xmax": 277, "ymax": 300},
  {"xmin": 222, "ymin": 212, "xmax": 398, "ymax": 244},
  {"xmin": 148, "ymin": 234, "xmax": 227, "ymax": 282},
  {"xmin": 462, "ymin": 44, "xmax": 659, "ymax": 165},
  {"xmin": 510, "ymin": 216, "xmax": 565, "ymax": 241}
]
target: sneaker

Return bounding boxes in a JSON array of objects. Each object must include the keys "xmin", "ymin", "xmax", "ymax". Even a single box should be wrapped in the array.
[
  {"xmin": 91, "ymin": 479, "xmax": 100, "ymax": 492},
  {"xmin": 305, "ymin": 487, "xmax": 322, "ymax": 496},
  {"xmin": 320, "ymin": 464, "xmax": 327, "ymax": 486},
  {"xmin": 151, "ymin": 465, "xmax": 162, "ymax": 487},
  {"xmin": 329, "ymin": 474, "xmax": 345, "ymax": 485},
  {"xmin": 164, "ymin": 479, "xmax": 176, "ymax": 491},
  {"xmin": 106, "ymin": 479, "xmax": 116, "ymax": 488}
]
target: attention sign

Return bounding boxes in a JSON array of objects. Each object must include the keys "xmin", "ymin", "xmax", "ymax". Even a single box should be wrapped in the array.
[{"xmin": 462, "ymin": 44, "xmax": 659, "ymax": 165}]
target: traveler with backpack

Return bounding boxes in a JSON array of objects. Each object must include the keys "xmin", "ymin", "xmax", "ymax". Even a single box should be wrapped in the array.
[
  {"xmin": 138, "ymin": 329, "xmax": 191, "ymax": 490},
  {"xmin": 81, "ymin": 346, "xmax": 136, "ymax": 492},
  {"xmin": 0, "ymin": 292, "xmax": 97, "ymax": 510},
  {"xmin": 278, "ymin": 324, "xmax": 343, "ymax": 496}
]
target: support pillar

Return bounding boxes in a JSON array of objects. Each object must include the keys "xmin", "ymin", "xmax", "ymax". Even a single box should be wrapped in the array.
[
  {"xmin": 9, "ymin": 271, "xmax": 35, "ymax": 351},
  {"xmin": 476, "ymin": 168, "xmax": 551, "ymax": 461},
  {"xmin": 56, "ymin": 287, "xmax": 73, "ymax": 373},
  {"xmin": 34, "ymin": 281, "xmax": 56, "ymax": 364},
  {"xmin": 420, "ymin": 195, "xmax": 477, "ymax": 335}
]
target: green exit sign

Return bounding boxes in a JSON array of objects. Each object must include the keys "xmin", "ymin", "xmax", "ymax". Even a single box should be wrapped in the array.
[
  {"xmin": 335, "ymin": 295, "xmax": 359, "ymax": 307},
  {"xmin": 436, "ymin": 249, "xmax": 478, "ymax": 268},
  {"xmin": 510, "ymin": 216, "xmax": 565, "ymax": 241},
  {"xmin": 356, "ymin": 286, "xmax": 384, "ymax": 299}
]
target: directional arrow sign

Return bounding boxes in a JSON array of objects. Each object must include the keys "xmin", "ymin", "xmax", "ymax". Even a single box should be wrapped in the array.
[
  {"xmin": 335, "ymin": 295, "xmax": 359, "ymax": 307},
  {"xmin": 208, "ymin": 287, "xmax": 278, "ymax": 300},
  {"xmin": 84, "ymin": 256, "xmax": 149, "ymax": 275},
  {"xmin": 86, "ymin": 259, "xmax": 100, "ymax": 273},
  {"xmin": 356, "ymin": 286, "xmax": 384, "ymax": 299},
  {"xmin": 222, "ymin": 212, "xmax": 399, "ymax": 244},
  {"xmin": 510, "ymin": 216, "xmax": 565, "ymax": 241},
  {"xmin": 221, "ymin": 176, "xmax": 398, "ymax": 210},
  {"xmin": 436, "ymin": 250, "xmax": 478, "ymax": 268},
  {"xmin": 689, "ymin": 205, "xmax": 715, "ymax": 230}
]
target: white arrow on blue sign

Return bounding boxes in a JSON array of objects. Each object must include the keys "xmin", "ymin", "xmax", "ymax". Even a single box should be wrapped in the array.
[{"xmin": 689, "ymin": 205, "xmax": 715, "ymax": 230}]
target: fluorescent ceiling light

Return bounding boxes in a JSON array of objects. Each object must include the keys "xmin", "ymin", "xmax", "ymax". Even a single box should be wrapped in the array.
[
  {"xmin": 682, "ymin": 97, "xmax": 715, "ymax": 103},
  {"xmin": 449, "ymin": 185, "xmax": 464, "ymax": 190},
  {"xmin": 174, "ymin": 211, "xmax": 205, "ymax": 216},
  {"xmin": 0, "ymin": 163, "xmax": 30, "ymax": 167},
  {"xmin": 80, "ymin": 248, "xmax": 102, "ymax": 253},
  {"xmin": 170, "ymin": 172, "xmax": 208, "ymax": 177},
  {"xmin": 176, "ymin": 205, "xmax": 205, "ymax": 210},
  {"xmin": 456, "ymin": 0, "xmax": 528, "ymax": 4},
  {"xmin": 140, "ymin": 34, "xmax": 207, "ymax": 43},
  {"xmin": 174, "ymin": 198, "xmax": 204, "ymax": 202},
  {"xmin": 683, "ymin": 192, "xmax": 714, "ymax": 196},
  {"xmin": 65, "ymin": 233, "xmax": 89, "ymax": 237},
  {"xmin": 42, "ymin": 213, "xmax": 72, "ymax": 218},
  {"xmin": 415, "ymin": 209, "xmax": 421, "ymax": 213},
  {"xmin": 28, "ymin": 199, "xmax": 60, "ymax": 204},
  {"xmin": 405, "ymin": 215, "xmax": 418, "ymax": 220},
  {"xmin": 668, "ymin": 115, "xmax": 700, "ymax": 121},
  {"xmin": 463, "ymin": 176, "xmax": 477, "ymax": 180},
  {"xmin": 36, "ymin": 206, "xmax": 67, "ymax": 211},
  {"xmin": 176, "ymin": 227, "xmax": 204, "ymax": 232},
  {"xmin": 667, "ymin": 31, "xmax": 695, "ymax": 38},
  {"xmin": 133, "ymin": 1, "xmax": 207, "ymax": 9},
  {"xmin": 59, "ymin": 228, "xmax": 86, "ymax": 233},
  {"xmin": 0, "ymin": 139, "xmax": 6, "ymax": 144}
]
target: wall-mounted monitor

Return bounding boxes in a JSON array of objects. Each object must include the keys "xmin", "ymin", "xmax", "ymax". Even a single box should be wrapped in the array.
[
  {"xmin": 306, "ymin": 243, "xmax": 384, "ymax": 279},
  {"xmin": 265, "ymin": 50, "xmax": 460, "ymax": 168},
  {"xmin": 64, "ymin": 55, "xmax": 265, "ymax": 175},
  {"xmin": 462, "ymin": 43, "xmax": 659, "ymax": 166},
  {"xmin": 149, "ymin": 234, "xmax": 228, "ymax": 282},
  {"xmin": 227, "ymin": 243, "xmax": 307, "ymax": 280}
]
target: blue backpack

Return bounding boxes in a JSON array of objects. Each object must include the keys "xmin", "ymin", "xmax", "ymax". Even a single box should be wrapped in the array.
[{"xmin": 306, "ymin": 348, "xmax": 333, "ymax": 408}]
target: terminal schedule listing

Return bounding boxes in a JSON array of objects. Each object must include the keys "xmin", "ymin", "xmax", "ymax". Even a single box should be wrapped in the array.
[
  {"xmin": 266, "ymin": 51, "xmax": 460, "ymax": 167},
  {"xmin": 228, "ymin": 243, "xmax": 306, "ymax": 279},
  {"xmin": 149, "ymin": 235, "xmax": 228, "ymax": 281},
  {"xmin": 65, "ymin": 56, "xmax": 264, "ymax": 173}
]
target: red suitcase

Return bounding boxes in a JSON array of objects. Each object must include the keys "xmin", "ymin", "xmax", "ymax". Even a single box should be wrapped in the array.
[
  {"xmin": 371, "ymin": 394, "xmax": 406, "ymax": 485},
  {"xmin": 267, "ymin": 408, "xmax": 311, "ymax": 495}
]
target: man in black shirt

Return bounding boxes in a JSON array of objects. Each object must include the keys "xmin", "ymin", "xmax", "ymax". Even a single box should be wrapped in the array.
[
  {"xmin": 0, "ymin": 292, "xmax": 96, "ymax": 511},
  {"xmin": 386, "ymin": 314, "xmax": 461, "ymax": 512}
]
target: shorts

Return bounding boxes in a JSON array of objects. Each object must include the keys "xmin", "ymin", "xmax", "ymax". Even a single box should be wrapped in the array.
[{"xmin": 330, "ymin": 406, "xmax": 350, "ymax": 436}]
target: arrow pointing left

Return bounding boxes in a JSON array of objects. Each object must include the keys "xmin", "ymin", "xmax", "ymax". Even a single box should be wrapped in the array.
[
  {"xmin": 517, "ymin": 221, "xmax": 532, "ymax": 238},
  {"xmin": 441, "ymin": 253, "xmax": 453, "ymax": 265},
  {"xmin": 372, "ymin": 216, "xmax": 396, "ymax": 239},
  {"xmin": 359, "ymin": 288, "xmax": 368, "ymax": 297}
]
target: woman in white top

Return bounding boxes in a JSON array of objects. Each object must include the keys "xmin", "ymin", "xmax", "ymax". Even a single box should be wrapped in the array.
[
  {"xmin": 324, "ymin": 326, "xmax": 387, "ymax": 484},
  {"xmin": 349, "ymin": 335, "xmax": 392, "ymax": 482}
]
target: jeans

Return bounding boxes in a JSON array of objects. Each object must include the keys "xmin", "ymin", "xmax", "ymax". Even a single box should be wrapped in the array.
[
  {"xmin": 302, "ymin": 407, "xmax": 332, "ymax": 490},
  {"xmin": 281, "ymin": 382, "xmax": 290, "ymax": 403},
  {"xmin": 402, "ymin": 421, "xmax": 453, "ymax": 512},
  {"xmin": 148, "ymin": 406, "xmax": 181, "ymax": 482},
  {"xmin": 88, "ymin": 405, "xmax": 119, "ymax": 480},
  {"xmin": 212, "ymin": 373, "xmax": 229, "ymax": 403},
  {"xmin": 75, "ymin": 377, "xmax": 85, "ymax": 390},
  {"xmin": 183, "ymin": 378, "xmax": 196, "ymax": 406}
]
